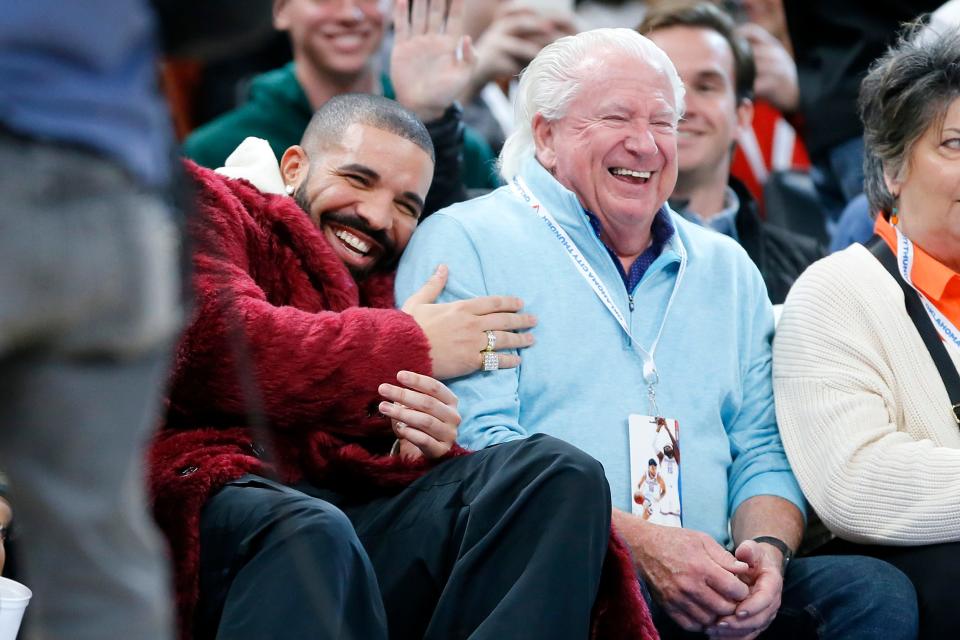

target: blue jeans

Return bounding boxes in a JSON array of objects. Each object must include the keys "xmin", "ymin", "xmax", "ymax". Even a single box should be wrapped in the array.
[
  {"xmin": 650, "ymin": 555, "xmax": 918, "ymax": 639},
  {"xmin": 0, "ymin": 133, "xmax": 182, "ymax": 640}
]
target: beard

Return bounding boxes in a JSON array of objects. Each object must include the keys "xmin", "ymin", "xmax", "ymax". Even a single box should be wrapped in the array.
[{"xmin": 293, "ymin": 183, "xmax": 398, "ymax": 280}]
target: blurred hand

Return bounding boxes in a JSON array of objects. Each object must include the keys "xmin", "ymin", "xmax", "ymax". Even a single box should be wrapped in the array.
[
  {"xmin": 738, "ymin": 23, "xmax": 799, "ymax": 114},
  {"xmin": 613, "ymin": 510, "xmax": 751, "ymax": 633},
  {"xmin": 706, "ymin": 540, "xmax": 785, "ymax": 638},
  {"xmin": 391, "ymin": 0, "xmax": 477, "ymax": 122},
  {"xmin": 0, "ymin": 497, "xmax": 11, "ymax": 575},
  {"xmin": 379, "ymin": 370, "xmax": 460, "ymax": 459},
  {"xmin": 402, "ymin": 265, "xmax": 536, "ymax": 380},
  {"xmin": 465, "ymin": 3, "xmax": 577, "ymax": 100}
]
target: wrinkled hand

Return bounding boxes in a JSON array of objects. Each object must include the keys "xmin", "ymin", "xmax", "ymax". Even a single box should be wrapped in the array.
[
  {"xmin": 737, "ymin": 23, "xmax": 799, "ymax": 114},
  {"xmin": 706, "ymin": 541, "xmax": 784, "ymax": 638},
  {"xmin": 402, "ymin": 265, "xmax": 536, "ymax": 380},
  {"xmin": 465, "ymin": 4, "xmax": 576, "ymax": 100},
  {"xmin": 615, "ymin": 511, "xmax": 751, "ymax": 632},
  {"xmin": 391, "ymin": 0, "xmax": 477, "ymax": 122},
  {"xmin": 379, "ymin": 370, "xmax": 460, "ymax": 459}
]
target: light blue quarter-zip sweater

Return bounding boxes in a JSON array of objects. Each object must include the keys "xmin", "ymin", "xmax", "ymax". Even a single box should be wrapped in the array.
[{"xmin": 395, "ymin": 156, "xmax": 804, "ymax": 545}]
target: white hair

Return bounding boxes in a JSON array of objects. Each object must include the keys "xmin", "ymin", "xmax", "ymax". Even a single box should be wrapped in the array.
[{"xmin": 498, "ymin": 28, "xmax": 685, "ymax": 180}]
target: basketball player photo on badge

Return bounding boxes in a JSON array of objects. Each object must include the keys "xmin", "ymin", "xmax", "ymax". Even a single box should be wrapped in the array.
[{"xmin": 628, "ymin": 414, "xmax": 682, "ymax": 527}]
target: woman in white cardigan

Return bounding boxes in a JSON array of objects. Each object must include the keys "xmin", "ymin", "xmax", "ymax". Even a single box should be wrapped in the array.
[{"xmin": 773, "ymin": 22, "xmax": 960, "ymax": 640}]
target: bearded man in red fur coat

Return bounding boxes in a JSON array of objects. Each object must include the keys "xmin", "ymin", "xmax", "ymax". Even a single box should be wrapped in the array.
[{"xmin": 148, "ymin": 89, "xmax": 656, "ymax": 640}]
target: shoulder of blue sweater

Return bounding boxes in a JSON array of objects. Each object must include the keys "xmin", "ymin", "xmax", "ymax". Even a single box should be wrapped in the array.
[{"xmin": 421, "ymin": 186, "xmax": 534, "ymax": 235}]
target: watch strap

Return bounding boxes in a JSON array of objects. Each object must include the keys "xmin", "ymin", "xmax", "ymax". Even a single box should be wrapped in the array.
[{"xmin": 752, "ymin": 535, "xmax": 794, "ymax": 571}]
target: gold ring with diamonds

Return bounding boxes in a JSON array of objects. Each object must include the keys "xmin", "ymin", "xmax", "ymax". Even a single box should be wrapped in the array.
[
  {"xmin": 484, "ymin": 330, "xmax": 497, "ymax": 352},
  {"xmin": 482, "ymin": 351, "xmax": 499, "ymax": 372}
]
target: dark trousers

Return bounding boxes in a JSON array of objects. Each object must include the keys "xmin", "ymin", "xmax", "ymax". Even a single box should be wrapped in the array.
[
  {"xmin": 816, "ymin": 537, "xmax": 960, "ymax": 640},
  {"xmin": 649, "ymin": 554, "xmax": 918, "ymax": 640},
  {"xmin": 196, "ymin": 434, "xmax": 611, "ymax": 640}
]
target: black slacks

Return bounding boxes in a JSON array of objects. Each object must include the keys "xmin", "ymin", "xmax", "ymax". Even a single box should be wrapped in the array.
[{"xmin": 196, "ymin": 434, "xmax": 611, "ymax": 640}]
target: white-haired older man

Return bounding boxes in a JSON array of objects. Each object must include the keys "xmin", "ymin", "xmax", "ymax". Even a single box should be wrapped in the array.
[{"xmin": 396, "ymin": 28, "xmax": 918, "ymax": 639}]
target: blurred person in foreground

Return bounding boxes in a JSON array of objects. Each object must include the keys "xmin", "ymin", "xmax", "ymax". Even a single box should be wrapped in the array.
[
  {"xmin": 641, "ymin": 1, "xmax": 822, "ymax": 305},
  {"xmin": 150, "ymin": 89, "xmax": 654, "ymax": 638},
  {"xmin": 0, "ymin": 1, "xmax": 277, "ymax": 638},
  {"xmin": 396, "ymin": 27, "xmax": 917, "ymax": 640},
  {"xmin": 774, "ymin": 23, "xmax": 960, "ymax": 640}
]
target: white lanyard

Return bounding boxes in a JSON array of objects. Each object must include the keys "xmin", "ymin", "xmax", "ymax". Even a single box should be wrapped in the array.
[
  {"xmin": 893, "ymin": 227, "xmax": 960, "ymax": 355},
  {"xmin": 509, "ymin": 175, "xmax": 687, "ymax": 413}
]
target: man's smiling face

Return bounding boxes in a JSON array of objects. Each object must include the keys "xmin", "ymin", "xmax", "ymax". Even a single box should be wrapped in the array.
[
  {"xmin": 274, "ymin": 0, "xmax": 387, "ymax": 79},
  {"xmin": 284, "ymin": 122, "xmax": 434, "ymax": 279},
  {"xmin": 532, "ymin": 53, "xmax": 680, "ymax": 244},
  {"xmin": 648, "ymin": 25, "xmax": 751, "ymax": 184}
]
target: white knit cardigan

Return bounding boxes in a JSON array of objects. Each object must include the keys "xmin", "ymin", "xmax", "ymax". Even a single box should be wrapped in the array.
[{"xmin": 773, "ymin": 243, "xmax": 960, "ymax": 545}]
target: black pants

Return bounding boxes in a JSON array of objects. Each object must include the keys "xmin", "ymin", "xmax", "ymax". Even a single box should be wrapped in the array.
[
  {"xmin": 815, "ymin": 537, "xmax": 960, "ymax": 640},
  {"xmin": 196, "ymin": 434, "xmax": 611, "ymax": 640}
]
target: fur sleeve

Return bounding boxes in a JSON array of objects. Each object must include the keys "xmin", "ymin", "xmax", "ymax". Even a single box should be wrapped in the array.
[{"xmin": 168, "ymin": 163, "xmax": 432, "ymax": 435}]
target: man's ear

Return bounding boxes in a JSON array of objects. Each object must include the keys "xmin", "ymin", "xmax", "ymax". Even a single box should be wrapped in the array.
[
  {"xmin": 532, "ymin": 112, "xmax": 558, "ymax": 171},
  {"xmin": 280, "ymin": 145, "xmax": 308, "ymax": 189},
  {"xmin": 735, "ymin": 96, "xmax": 754, "ymax": 138},
  {"xmin": 273, "ymin": 0, "xmax": 291, "ymax": 31}
]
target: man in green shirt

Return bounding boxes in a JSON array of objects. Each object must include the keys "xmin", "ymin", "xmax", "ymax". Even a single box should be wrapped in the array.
[{"xmin": 185, "ymin": 0, "xmax": 499, "ymax": 204}]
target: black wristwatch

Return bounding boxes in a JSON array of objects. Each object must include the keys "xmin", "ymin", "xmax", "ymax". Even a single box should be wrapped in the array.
[{"xmin": 752, "ymin": 536, "xmax": 794, "ymax": 573}]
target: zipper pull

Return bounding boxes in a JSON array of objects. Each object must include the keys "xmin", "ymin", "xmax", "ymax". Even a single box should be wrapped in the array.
[{"xmin": 628, "ymin": 294, "xmax": 635, "ymax": 313}]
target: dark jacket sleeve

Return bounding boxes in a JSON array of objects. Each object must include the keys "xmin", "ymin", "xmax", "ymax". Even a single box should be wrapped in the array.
[{"xmin": 422, "ymin": 103, "xmax": 469, "ymax": 217}]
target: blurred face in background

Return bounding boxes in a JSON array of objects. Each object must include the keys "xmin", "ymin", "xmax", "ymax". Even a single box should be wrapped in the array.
[
  {"xmin": 274, "ymin": 0, "xmax": 387, "ymax": 79},
  {"xmin": 649, "ymin": 25, "xmax": 751, "ymax": 187}
]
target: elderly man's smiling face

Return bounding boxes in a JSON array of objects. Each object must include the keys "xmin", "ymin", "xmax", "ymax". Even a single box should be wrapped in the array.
[{"xmin": 532, "ymin": 54, "xmax": 679, "ymax": 254}]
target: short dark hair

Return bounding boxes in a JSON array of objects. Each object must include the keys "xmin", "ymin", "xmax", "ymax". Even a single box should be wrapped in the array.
[
  {"xmin": 860, "ymin": 22, "xmax": 960, "ymax": 217},
  {"xmin": 301, "ymin": 93, "xmax": 435, "ymax": 163},
  {"xmin": 638, "ymin": 1, "xmax": 755, "ymax": 104}
]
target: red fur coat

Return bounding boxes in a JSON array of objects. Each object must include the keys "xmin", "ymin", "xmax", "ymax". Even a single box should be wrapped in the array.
[{"xmin": 148, "ymin": 162, "xmax": 657, "ymax": 639}]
